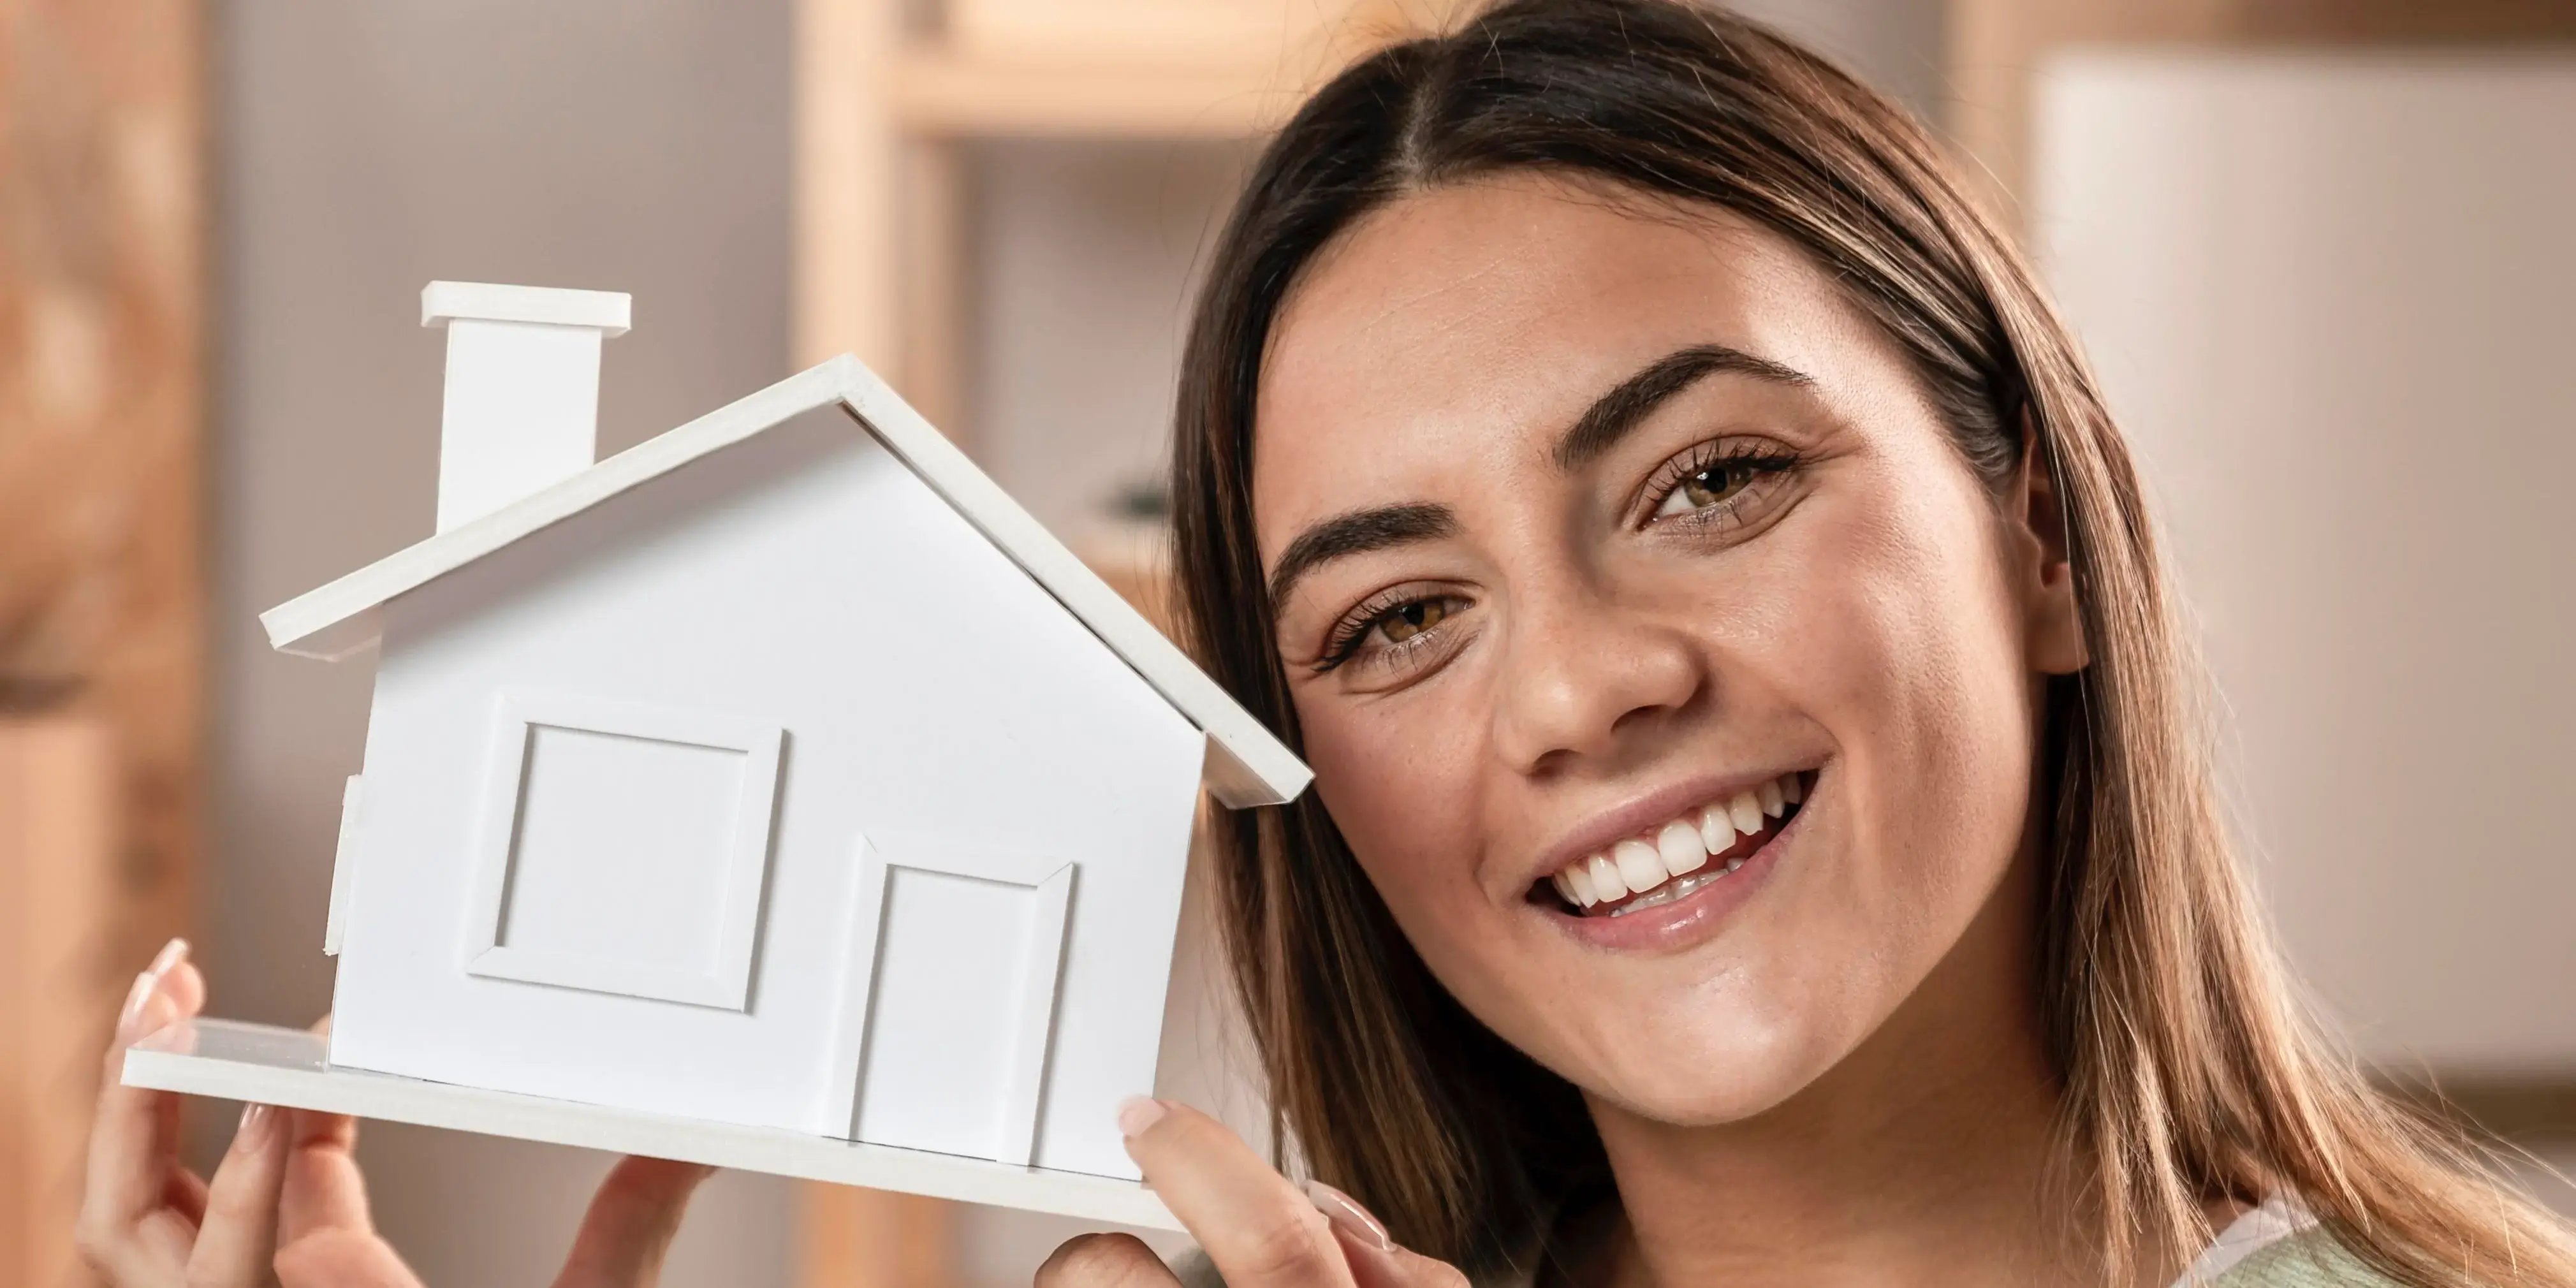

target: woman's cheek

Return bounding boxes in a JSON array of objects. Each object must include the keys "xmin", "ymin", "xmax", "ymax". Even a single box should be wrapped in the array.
[
  {"xmin": 1298, "ymin": 690, "xmax": 1487, "ymax": 914},
  {"xmin": 1678, "ymin": 480, "xmax": 2034, "ymax": 1047},
  {"xmin": 1790, "ymin": 476, "xmax": 2038, "ymax": 1014}
]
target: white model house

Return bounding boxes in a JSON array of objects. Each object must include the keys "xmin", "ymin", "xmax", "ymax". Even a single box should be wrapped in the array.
[{"xmin": 259, "ymin": 282, "xmax": 1309, "ymax": 1186}]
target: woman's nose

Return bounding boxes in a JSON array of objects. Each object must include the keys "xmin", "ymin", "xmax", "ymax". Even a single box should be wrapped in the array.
[{"xmin": 1489, "ymin": 588, "xmax": 1705, "ymax": 777}]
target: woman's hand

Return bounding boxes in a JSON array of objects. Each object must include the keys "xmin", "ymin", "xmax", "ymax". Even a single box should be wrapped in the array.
[
  {"xmin": 77, "ymin": 939, "xmax": 715, "ymax": 1287},
  {"xmin": 1037, "ymin": 1099, "xmax": 1468, "ymax": 1288}
]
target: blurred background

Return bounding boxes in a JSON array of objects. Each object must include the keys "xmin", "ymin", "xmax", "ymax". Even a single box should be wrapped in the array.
[{"xmin": 1, "ymin": 0, "xmax": 2570, "ymax": 1284}]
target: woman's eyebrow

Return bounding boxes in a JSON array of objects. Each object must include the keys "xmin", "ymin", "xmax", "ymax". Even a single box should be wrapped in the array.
[
  {"xmin": 1266, "ymin": 501, "xmax": 1459, "ymax": 615},
  {"xmin": 1552, "ymin": 344, "xmax": 1815, "ymax": 471}
]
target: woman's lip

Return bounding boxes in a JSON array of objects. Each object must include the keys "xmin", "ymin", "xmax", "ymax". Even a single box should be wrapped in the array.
[
  {"xmin": 1539, "ymin": 789, "xmax": 1807, "ymax": 951},
  {"xmin": 1518, "ymin": 767, "xmax": 1817, "ymax": 895}
]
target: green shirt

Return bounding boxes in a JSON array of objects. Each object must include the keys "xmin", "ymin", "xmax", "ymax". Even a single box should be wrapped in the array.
[{"xmin": 2207, "ymin": 1227, "xmax": 2401, "ymax": 1287}]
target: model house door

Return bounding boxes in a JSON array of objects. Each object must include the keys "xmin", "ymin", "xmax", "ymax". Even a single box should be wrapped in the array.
[{"xmin": 845, "ymin": 848, "xmax": 1074, "ymax": 1166}]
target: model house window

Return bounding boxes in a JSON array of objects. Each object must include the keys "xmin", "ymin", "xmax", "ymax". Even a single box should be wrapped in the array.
[{"xmin": 463, "ymin": 689, "xmax": 783, "ymax": 1011}]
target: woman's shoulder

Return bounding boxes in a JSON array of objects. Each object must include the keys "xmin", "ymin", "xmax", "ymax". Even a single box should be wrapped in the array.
[{"xmin": 2207, "ymin": 1226, "xmax": 2404, "ymax": 1287}]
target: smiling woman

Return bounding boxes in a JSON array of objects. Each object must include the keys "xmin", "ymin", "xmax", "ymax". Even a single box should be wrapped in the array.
[{"xmin": 1024, "ymin": 1, "xmax": 2576, "ymax": 1287}]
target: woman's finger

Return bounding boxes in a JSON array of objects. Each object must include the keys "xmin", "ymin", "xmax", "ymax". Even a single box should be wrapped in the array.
[
  {"xmin": 1333, "ymin": 1241, "xmax": 1471, "ymax": 1288},
  {"xmin": 157, "ymin": 956, "xmax": 207, "ymax": 1018},
  {"xmin": 270, "ymin": 1013, "xmax": 377, "ymax": 1252},
  {"xmin": 75, "ymin": 939, "xmax": 194, "ymax": 1274},
  {"xmin": 163, "ymin": 1164, "xmax": 211, "ymax": 1226},
  {"xmin": 275, "ymin": 1228, "xmax": 425, "ymax": 1288},
  {"xmin": 1034, "ymin": 1232, "xmax": 1183, "ymax": 1287},
  {"xmin": 185, "ymin": 1104, "xmax": 294, "ymax": 1287},
  {"xmin": 1306, "ymin": 1183, "xmax": 1470, "ymax": 1288},
  {"xmin": 278, "ymin": 1107, "xmax": 374, "ymax": 1245},
  {"xmin": 1116, "ymin": 1099, "xmax": 1354, "ymax": 1288},
  {"xmin": 550, "ymin": 1156, "xmax": 715, "ymax": 1288},
  {"xmin": 82, "ymin": 987, "xmax": 180, "ymax": 1218},
  {"xmin": 1311, "ymin": 1188, "xmax": 1469, "ymax": 1288}
]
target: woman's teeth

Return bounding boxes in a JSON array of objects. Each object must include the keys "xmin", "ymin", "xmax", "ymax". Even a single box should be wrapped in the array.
[{"xmin": 1546, "ymin": 772, "xmax": 1806, "ymax": 918}]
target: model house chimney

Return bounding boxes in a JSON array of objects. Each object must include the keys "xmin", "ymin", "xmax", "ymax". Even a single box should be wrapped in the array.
[{"xmin": 421, "ymin": 281, "xmax": 631, "ymax": 532}]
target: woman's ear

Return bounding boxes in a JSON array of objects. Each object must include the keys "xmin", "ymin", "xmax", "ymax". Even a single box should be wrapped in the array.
[{"xmin": 2014, "ymin": 411, "xmax": 2089, "ymax": 676}]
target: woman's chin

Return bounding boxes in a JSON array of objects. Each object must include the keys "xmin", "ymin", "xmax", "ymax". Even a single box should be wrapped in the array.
[
  {"xmin": 1567, "ymin": 1011, "xmax": 1842, "ymax": 1129},
  {"xmin": 1597, "ymin": 1072, "xmax": 1815, "ymax": 1131}
]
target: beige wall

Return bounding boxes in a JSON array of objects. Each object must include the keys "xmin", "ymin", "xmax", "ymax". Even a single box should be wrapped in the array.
[
  {"xmin": 212, "ymin": 3, "xmax": 794, "ymax": 1284},
  {"xmin": 970, "ymin": 139, "xmax": 1255, "ymax": 540},
  {"xmin": 2031, "ymin": 54, "xmax": 2576, "ymax": 1067},
  {"xmin": 1736, "ymin": 0, "xmax": 1948, "ymax": 113}
]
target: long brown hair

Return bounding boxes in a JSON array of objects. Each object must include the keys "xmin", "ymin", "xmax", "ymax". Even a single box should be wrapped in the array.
[{"xmin": 1167, "ymin": 1, "xmax": 2576, "ymax": 1282}]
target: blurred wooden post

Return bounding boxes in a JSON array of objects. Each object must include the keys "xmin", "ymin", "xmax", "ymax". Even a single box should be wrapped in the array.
[
  {"xmin": 896, "ymin": 135, "xmax": 970, "ymax": 437},
  {"xmin": 794, "ymin": 0, "xmax": 904, "ymax": 375},
  {"xmin": 794, "ymin": 0, "xmax": 962, "ymax": 1280},
  {"xmin": 0, "ymin": 718, "xmax": 120, "ymax": 1288}
]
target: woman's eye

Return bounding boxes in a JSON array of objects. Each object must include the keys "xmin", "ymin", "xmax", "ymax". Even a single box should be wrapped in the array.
[
  {"xmin": 1377, "ymin": 597, "xmax": 1448, "ymax": 643},
  {"xmin": 1654, "ymin": 460, "xmax": 1759, "ymax": 518},
  {"xmin": 1315, "ymin": 592, "xmax": 1466, "ymax": 673}
]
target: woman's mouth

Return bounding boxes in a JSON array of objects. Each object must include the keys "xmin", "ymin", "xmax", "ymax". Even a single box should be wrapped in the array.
[{"xmin": 1535, "ymin": 772, "xmax": 1810, "ymax": 918}]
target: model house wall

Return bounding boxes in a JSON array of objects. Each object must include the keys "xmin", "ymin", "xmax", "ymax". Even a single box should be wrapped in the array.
[{"xmin": 327, "ymin": 401, "xmax": 1206, "ymax": 1182}]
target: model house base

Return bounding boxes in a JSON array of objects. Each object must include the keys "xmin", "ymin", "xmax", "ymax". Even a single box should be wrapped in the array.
[{"xmin": 124, "ymin": 1019, "xmax": 1184, "ymax": 1231}]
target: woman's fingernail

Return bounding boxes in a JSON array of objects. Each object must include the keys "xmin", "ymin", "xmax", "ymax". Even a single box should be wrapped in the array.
[
  {"xmin": 115, "ymin": 971, "xmax": 158, "ymax": 1043},
  {"xmin": 119, "ymin": 969, "xmax": 156, "ymax": 1021},
  {"xmin": 1115, "ymin": 1096, "xmax": 1168, "ymax": 1138},
  {"xmin": 113, "ymin": 939, "xmax": 192, "ymax": 1046},
  {"xmin": 1303, "ymin": 1180, "xmax": 1394, "ymax": 1252},
  {"xmin": 233, "ymin": 1102, "xmax": 277, "ymax": 1152}
]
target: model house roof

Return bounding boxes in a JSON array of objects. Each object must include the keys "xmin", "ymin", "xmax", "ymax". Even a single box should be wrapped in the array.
[{"xmin": 261, "ymin": 354, "xmax": 1311, "ymax": 809}]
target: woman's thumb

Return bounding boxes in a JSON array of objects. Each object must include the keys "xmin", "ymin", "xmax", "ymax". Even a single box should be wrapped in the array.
[{"xmin": 551, "ymin": 1157, "xmax": 716, "ymax": 1288}]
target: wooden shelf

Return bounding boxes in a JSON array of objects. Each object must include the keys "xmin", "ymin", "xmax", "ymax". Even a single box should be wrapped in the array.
[{"xmin": 889, "ymin": 48, "xmax": 1315, "ymax": 138}]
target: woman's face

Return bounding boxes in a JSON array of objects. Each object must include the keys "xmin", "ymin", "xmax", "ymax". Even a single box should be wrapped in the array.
[{"xmin": 1252, "ymin": 175, "xmax": 2083, "ymax": 1127}]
